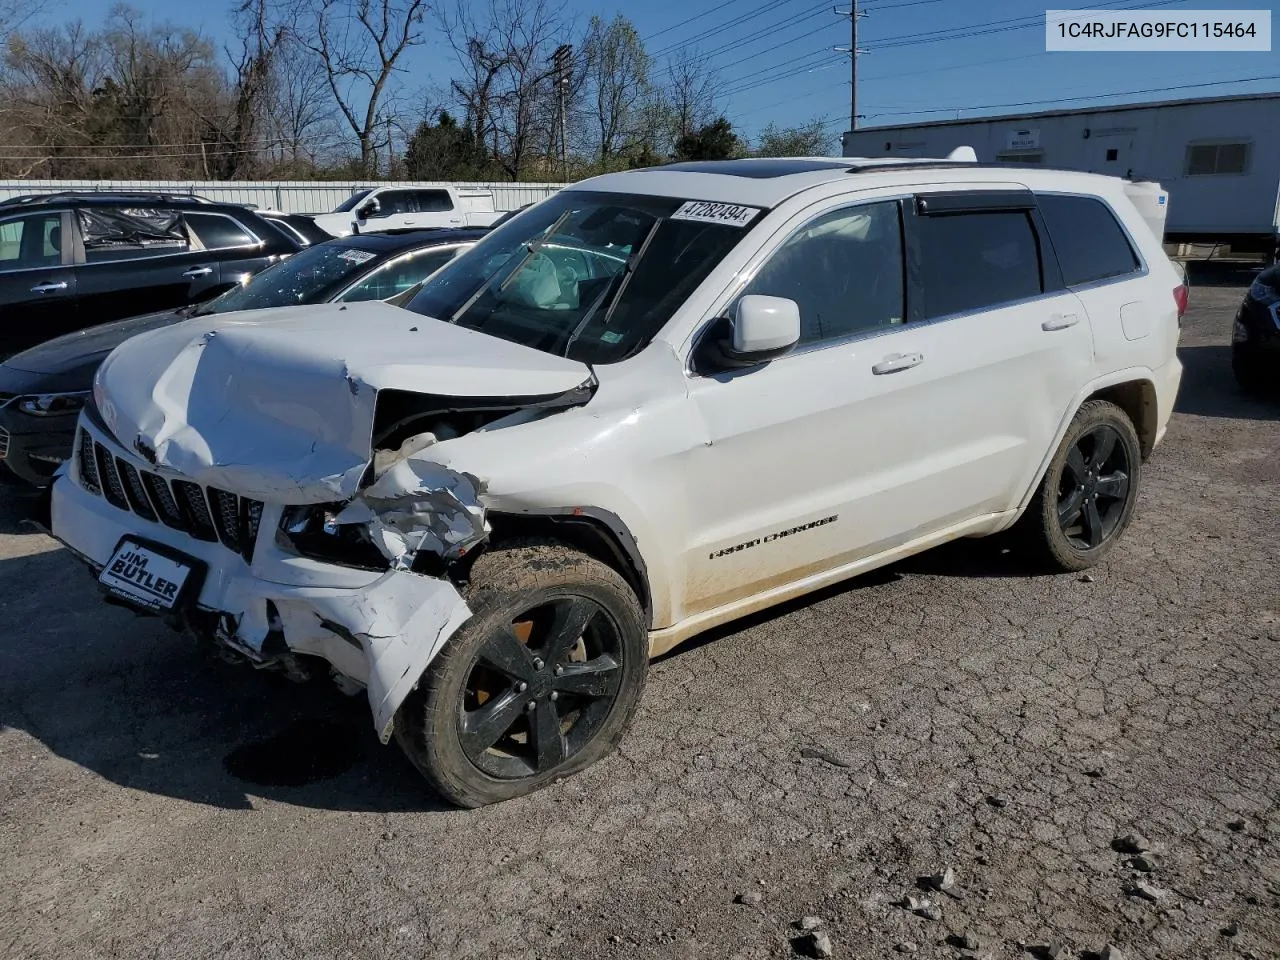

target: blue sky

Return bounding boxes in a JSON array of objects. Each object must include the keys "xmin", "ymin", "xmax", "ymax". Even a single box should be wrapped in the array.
[{"xmin": 40, "ymin": 0, "xmax": 1280, "ymax": 146}]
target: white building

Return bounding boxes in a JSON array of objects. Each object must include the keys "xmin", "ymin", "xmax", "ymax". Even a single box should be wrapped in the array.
[{"xmin": 842, "ymin": 93, "xmax": 1280, "ymax": 256}]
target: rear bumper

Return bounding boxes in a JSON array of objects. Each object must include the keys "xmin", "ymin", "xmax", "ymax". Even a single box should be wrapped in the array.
[
  {"xmin": 51, "ymin": 418, "xmax": 473, "ymax": 741},
  {"xmin": 1152, "ymin": 355, "xmax": 1183, "ymax": 449}
]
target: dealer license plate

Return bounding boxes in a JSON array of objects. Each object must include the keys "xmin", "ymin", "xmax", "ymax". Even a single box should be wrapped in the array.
[{"xmin": 98, "ymin": 539, "xmax": 197, "ymax": 612}]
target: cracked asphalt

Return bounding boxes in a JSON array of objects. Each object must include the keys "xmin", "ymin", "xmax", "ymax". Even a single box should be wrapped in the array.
[{"xmin": 2, "ymin": 267, "xmax": 1277, "ymax": 960}]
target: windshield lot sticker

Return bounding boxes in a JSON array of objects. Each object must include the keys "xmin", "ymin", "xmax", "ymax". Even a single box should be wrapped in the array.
[
  {"xmin": 338, "ymin": 249, "xmax": 376, "ymax": 264},
  {"xmin": 671, "ymin": 201, "xmax": 761, "ymax": 228}
]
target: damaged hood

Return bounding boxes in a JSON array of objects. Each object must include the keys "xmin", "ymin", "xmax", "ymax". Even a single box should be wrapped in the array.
[{"xmin": 92, "ymin": 301, "xmax": 592, "ymax": 502}]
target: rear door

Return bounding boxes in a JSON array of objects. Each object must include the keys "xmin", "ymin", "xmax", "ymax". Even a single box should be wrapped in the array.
[
  {"xmin": 407, "ymin": 189, "xmax": 461, "ymax": 227},
  {"xmin": 900, "ymin": 187, "xmax": 1096, "ymax": 511},
  {"xmin": 0, "ymin": 210, "xmax": 78, "ymax": 356}
]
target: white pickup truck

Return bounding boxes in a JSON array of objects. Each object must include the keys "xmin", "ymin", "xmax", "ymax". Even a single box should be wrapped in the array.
[{"xmin": 309, "ymin": 185, "xmax": 503, "ymax": 237}]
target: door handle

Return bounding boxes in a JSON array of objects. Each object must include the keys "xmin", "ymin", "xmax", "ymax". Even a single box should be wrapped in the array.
[
  {"xmin": 30, "ymin": 281, "xmax": 68, "ymax": 294},
  {"xmin": 1042, "ymin": 313, "xmax": 1081, "ymax": 331},
  {"xmin": 872, "ymin": 352, "xmax": 924, "ymax": 375},
  {"xmin": 182, "ymin": 267, "xmax": 214, "ymax": 279}
]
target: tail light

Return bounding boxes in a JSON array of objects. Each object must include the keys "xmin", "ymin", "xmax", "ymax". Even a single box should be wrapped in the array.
[{"xmin": 1173, "ymin": 283, "xmax": 1188, "ymax": 319}]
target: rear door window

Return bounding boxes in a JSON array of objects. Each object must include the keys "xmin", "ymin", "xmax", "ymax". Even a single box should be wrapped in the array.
[
  {"xmin": 913, "ymin": 209, "xmax": 1042, "ymax": 320},
  {"xmin": 411, "ymin": 190, "xmax": 454, "ymax": 212},
  {"xmin": 80, "ymin": 207, "xmax": 188, "ymax": 263},
  {"xmin": 1037, "ymin": 194, "xmax": 1140, "ymax": 286},
  {"xmin": 185, "ymin": 213, "xmax": 258, "ymax": 251}
]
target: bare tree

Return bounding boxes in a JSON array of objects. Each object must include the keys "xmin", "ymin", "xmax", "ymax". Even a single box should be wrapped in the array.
[
  {"xmin": 661, "ymin": 47, "xmax": 722, "ymax": 153},
  {"xmin": 581, "ymin": 14, "xmax": 650, "ymax": 169},
  {"xmin": 444, "ymin": 0, "xmax": 569, "ymax": 180},
  {"xmin": 304, "ymin": 0, "xmax": 428, "ymax": 175},
  {"xmin": 264, "ymin": 35, "xmax": 340, "ymax": 169},
  {"xmin": 213, "ymin": 0, "xmax": 287, "ymax": 178}
]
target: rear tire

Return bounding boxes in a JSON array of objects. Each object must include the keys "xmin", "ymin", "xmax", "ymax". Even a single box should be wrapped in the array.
[
  {"xmin": 1016, "ymin": 400, "xmax": 1141, "ymax": 572},
  {"xmin": 1232, "ymin": 346, "xmax": 1269, "ymax": 397},
  {"xmin": 394, "ymin": 541, "xmax": 648, "ymax": 808}
]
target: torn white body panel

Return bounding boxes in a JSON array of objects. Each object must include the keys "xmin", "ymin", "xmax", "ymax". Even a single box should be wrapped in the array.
[
  {"xmin": 51, "ymin": 419, "xmax": 473, "ymax": 741},
  {"xmin": 92, "ymin": 301, "xmax": 591, "ymax": 503},
  {"xmin": 335, "ymin": 460, "xmax": 489, "ymax": 567}
]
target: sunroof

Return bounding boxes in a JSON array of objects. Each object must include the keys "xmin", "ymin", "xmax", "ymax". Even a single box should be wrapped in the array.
[{"xmin": 637, "ymin": 158, "xmax": 851, "ymax": 179}]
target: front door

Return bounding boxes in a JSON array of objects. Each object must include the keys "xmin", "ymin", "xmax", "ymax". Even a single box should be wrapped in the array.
[{"xmin": 0, "ymin": 210, "xmax": 77, "ymax": 357}]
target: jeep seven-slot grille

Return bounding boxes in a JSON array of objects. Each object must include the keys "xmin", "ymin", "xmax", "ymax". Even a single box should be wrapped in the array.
[{"xmin": 75, "ymin": 429, "xmax": 264, "ymax": 561}]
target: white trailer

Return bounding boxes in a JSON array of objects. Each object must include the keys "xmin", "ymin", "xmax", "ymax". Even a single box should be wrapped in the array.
[{"xmin": 842, "ymin": 93, "xmax": 1280, "ymax": 257}]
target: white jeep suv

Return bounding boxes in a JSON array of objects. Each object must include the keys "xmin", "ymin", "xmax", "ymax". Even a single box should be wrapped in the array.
[{"xmin": 51, "ymin": 156, "xmax": 1185, "ymax": 807}]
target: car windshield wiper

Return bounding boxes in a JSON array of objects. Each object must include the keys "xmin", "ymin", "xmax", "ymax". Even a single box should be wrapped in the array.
[
  {"xmin": 562, "ymin": 218, "xmax": 661, "ymax": 357},
  {"xmin": 449, "ymin": 209, "xmax": 573, "ymax": 324}
]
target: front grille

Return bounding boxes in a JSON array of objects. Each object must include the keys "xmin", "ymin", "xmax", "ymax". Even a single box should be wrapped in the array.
[
  {"xmin": 0, "ymin": 426, "xmax": 9, "ymax": 459},
  {"xmin": 74, "ymin": 428, "xmax": 263, "ymax": 562}
]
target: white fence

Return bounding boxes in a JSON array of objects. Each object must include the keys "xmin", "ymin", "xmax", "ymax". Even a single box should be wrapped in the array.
[{"xmin": 0, "ymin": 179, "xmax": 568, "ymax": 214}]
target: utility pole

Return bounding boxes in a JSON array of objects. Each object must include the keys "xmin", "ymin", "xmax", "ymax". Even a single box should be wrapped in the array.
[
  {"xmin": 551, "ymin": 44, "xmax": 572, "ymax": 180},
  {"xmin": 834, "ymin": 3, "xmax": 868, "ymax": 134}
]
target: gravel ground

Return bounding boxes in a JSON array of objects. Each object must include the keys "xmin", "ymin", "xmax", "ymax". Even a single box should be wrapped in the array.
[{"xmin": 2, "ymin": 271, "xmax": 1277, "ymax": 960}]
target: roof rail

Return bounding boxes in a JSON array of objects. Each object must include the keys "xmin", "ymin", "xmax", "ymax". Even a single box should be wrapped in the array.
[{"xmin": 0, "ymin": 190, "xmax": 215, "ymax": 207}]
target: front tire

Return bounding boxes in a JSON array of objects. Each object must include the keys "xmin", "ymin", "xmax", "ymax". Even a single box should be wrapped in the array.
[
  {"xmin": 394, "ymin": 541, "xmax": 648, "ymax": 808},
  {"xmin": 1017, "ymin": 400, "xmax": 1141, "ymax": 572}
]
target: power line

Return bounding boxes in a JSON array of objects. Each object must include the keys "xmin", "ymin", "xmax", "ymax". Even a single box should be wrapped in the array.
[
  {"xmin": 643, "ymin": 0, "xmax": 748, "ymax": 43},
  {"xmin": 651, "ymin": 0, "xmax": 796, "ymax": 58},
  {"xmin": 859, "ymin": 73, "xmax": 1280, "ymax": 120},
  {"xmin": 694, "ymin": 3, "xmax": 832, "ymax": 62}
]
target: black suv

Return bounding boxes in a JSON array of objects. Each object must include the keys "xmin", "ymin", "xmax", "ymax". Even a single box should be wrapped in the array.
[{"xmin": 0, "ymin": 192, "xmax": 302, "ymax": 359}]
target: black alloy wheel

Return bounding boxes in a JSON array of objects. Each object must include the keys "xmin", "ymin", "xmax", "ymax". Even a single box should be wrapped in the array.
[
  {"xmin": 394, "ymin": 541, "xmax": 648, "ymax": 808},
  {"xmin": 458, "ymin": 596, "xmax": 624, "ymax": 779},
  {"xmin": 1016, "ymin": 399, "xmax": 1142, "ymax": 572},
  {"xmin": 1056, "ymin": 424, "xmax": 1131, "ymax": 550}
]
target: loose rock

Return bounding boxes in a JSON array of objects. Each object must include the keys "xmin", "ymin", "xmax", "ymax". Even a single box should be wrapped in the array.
[
  {"xmin": 1129, "ymin": 855, "xmax": 1156, "ymax": 873},
  {"xmin": 1079, "ymin": 573, "xmax": 1095, "ymax": 583},
  {"xmin": 734, "ymin": 891, "xmax": 763, "ymax": 906},
  {"xmin": 899, "ymin": 894, "xmax": 923, "ymax": 911},
  {"xmin": 1221, "ymin": 922, "xmax": 1239, "ymax": 937},
  {"xmin": 1112, "ymin": 833, "xmax": 1151, "ymax": 854},
  {"xmin": 959, "ymin": 931, "xmax": 982, "ymax": 950},
  {"xmin": 916, "ymin": 904, "xmax": 943, "ymax": 922},
  {"xmin": 925, "ymin": 866, "xmax": 956, "ymax": 891},
  {"xmin": 986, "ymin": 795, "xmax": 1010, "ymax": 808},
  {"xmin": 1124, "ymin": 880, "xmax": 1167, "ymax": 902},
  {"xmin": 797, "ymin": 916, "xmax": 823, "ymax": 931},
  {"xmin": 799, "ymin": 930, "xmax": 833, "ymax": 958},
  {"xmin": 894, "ymin": 943, "xmax": 918, "ymax": 954},
  {"xmin": 1100, "ymin": 945, "xmax": 1124, "ymax": 960},
  {"xmin": 1227, "ymin": 818, "xmax": 1248, "ymax": 832}
]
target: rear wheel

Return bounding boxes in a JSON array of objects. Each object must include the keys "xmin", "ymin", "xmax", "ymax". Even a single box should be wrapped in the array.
[
  {"xmin": 1017, "ymin": 400, "xmax": 1141, "ymax": 572},
  {"xmin": 394, "ymin": 541, "xmax": 648, "ymax": 808},
  {"xmin": 1232, "ymin": 346, "xmax": 1269, "ymax": 397}
]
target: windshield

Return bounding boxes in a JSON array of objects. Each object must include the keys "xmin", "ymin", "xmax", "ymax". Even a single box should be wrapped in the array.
[
  {"xmin": 404, "ymin": 190, "xmax": 761, "ymax": 364},
  {"xmin": 334, "ymin": 189, "xmax": 373, "ymax": 213},
  {"xmin": 195, "ymin": 242, "xmax": 383, "ymax": 315}
]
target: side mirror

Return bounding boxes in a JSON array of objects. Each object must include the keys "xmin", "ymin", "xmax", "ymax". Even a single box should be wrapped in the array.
[
  {"xmin": 696, "ymin": 294, "xmax": 800, "ymax": 371},
  {"xmin": 359, "ymin": 198, "xmax": 381, "ymax": 219}
]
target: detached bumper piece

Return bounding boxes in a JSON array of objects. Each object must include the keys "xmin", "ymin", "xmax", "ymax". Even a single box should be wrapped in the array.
[{"xmin": 75, "ymin": 428, "xmax": 264, "ymax": 562}]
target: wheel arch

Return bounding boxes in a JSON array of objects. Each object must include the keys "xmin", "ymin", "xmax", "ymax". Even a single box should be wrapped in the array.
[
  {"xmin": 480, "ymin": 508, "xmax": 653, "ymax": 628},
  {"xmin": 1013, "ymin": 368, "xmax": 1158, "ymax": 519}
]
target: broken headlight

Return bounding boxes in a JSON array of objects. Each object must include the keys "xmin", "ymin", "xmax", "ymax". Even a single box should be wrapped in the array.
[
  {"xmin": 17, "ymin": 391, "xmax": 90, "ymax": 417},
  {"xmin": 278, "ymin": 504, "xmax": 389, "ymax": 571}
]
